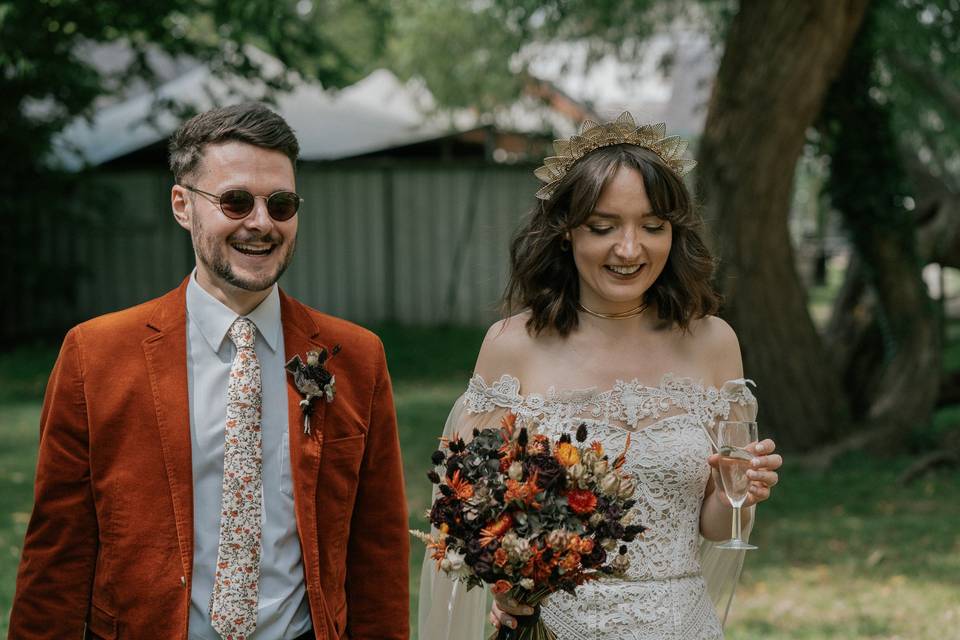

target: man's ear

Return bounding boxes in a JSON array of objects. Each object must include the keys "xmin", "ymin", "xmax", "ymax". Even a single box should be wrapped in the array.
[{"xmin": 171, "ymin": 184, "xmax": 192, "ymax": 231}]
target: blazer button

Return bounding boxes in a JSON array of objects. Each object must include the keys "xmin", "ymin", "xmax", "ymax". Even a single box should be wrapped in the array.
[{"xmin": 181, "ymin": 576, "xmax": 187, "ymax": 587}]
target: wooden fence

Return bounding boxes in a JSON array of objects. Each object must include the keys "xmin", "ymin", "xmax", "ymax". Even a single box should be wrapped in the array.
[{"xmin": 6, "ymin": 163, "xmax": 539, "ymax": 343}]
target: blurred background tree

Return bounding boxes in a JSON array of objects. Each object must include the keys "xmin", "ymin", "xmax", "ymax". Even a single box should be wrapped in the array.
[
  {"xmin": 5, "ymin": 0, "xmax": 960, "ymax": 456},
  {"xmin": 0, "ymin": 0, "xmax": 390, "ymax": 173},
  {"xmin": 818, "ymin": 0, "xmax": 960, "ymax": 463},
  {"xmin": 382, "ymin": 0, "xmax": 960, "ymax": 457},
  {"xmin": 385, "ymin": 0, "xmax": 869, "ymax": 451}
]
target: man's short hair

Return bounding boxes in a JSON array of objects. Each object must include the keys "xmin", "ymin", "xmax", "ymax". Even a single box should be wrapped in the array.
[{"xmin": 168, "ymin": 103, "xmax": 300, "ymax": 183}]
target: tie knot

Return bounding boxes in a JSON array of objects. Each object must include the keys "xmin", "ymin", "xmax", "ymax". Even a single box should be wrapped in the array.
[{"xmin": 228, "ymin": 317, "xmax": 256, "ymax": 350}]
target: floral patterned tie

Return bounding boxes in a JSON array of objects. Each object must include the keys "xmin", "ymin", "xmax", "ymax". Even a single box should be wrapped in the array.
[{"xmin": 209, "ymin": 317, "xmax": 262, "ymax": 639}]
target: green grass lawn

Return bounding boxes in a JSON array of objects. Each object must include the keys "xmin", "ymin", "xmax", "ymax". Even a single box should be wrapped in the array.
[{"xmin": 2, "ymin": 328, "xmax": 960, "ymax": 639}]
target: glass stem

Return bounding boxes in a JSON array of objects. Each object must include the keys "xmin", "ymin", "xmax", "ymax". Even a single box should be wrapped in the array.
[{"xmin": 731, "ymin": 505, "xmax": 742, "ymax": 541}]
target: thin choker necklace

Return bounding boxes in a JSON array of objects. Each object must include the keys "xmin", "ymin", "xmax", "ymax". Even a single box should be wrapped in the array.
[{"xmin": 577, "ymin": 302, "xmax": 646, "ymax": 319}]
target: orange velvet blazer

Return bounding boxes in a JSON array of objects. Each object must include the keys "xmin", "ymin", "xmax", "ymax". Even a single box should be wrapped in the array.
[{"xmin": 9, "ymin": 278, "xmax": 410, "ymax": 640}]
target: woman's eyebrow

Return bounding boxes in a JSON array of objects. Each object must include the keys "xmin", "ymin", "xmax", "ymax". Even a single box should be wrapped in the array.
[{"xmin": 590, "ymin": 210, "xmax": 658, "ymax": 219}]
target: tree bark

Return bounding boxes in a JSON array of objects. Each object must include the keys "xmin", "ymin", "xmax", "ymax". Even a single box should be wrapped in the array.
[
  {"xmin": 698, "ymin": 0, "xmax": 870, "ymax": 451},
  {"xmin": 815, "ymin": 5, "xmax": 943, "ymax": 452},
  {"xmin": 823, "ymin": 182, "xmax": 957, "ymax": 421},
  {"xmin": 823, "ymin": 178, "xmax": 959, "ymax": 436},
  {"xmin": 853, "ymin": 234, "xmax": 941, "ymax": 441},
  {"xmin": 916, "ymin": 191, "xmax": 960, "ymax": 270},
  {"xmin": 823, "ymin": 255, "xmax": 883, "ymax": 419}
]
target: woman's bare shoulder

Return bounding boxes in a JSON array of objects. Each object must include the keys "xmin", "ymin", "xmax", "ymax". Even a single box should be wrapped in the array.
[
  {"xmin": 686, "ymin": 315, "xmax": 744, "ymax": 384},
  {"xmin": 473, "ymin": 312, "xmax": 536, "ymax": 381}
]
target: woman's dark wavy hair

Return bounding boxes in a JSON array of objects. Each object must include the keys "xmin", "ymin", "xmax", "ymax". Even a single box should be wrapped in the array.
[{"xmin": 504, "ymin": 143, "xmax": 720, "ymax": 337}]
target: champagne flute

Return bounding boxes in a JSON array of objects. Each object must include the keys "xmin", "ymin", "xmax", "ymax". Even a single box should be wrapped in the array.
[{"xmin": 716, "ymin": 420, "xmax": 758, "ymax": 550}]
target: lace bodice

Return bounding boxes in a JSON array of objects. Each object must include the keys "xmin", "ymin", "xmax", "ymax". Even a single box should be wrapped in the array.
[
  {"xmin": 461, "ymin": 373, "xmax": 758, "ymax": 640},
  {"xmin": 465, "ymin": 373, "xmax": 756, "ymax": 436}
]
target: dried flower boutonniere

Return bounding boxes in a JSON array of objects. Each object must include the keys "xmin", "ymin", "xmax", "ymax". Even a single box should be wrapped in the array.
[{"xmin": 285, "ymin": 345, "xmax": 341, "ymax": 434}]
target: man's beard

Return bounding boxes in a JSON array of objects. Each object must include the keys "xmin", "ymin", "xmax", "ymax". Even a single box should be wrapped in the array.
[{"xmin": 191, "ymin": 223, "xmax": 296, "ymax": 292}]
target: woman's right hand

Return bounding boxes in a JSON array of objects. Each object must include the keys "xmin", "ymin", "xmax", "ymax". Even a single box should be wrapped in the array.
[{"xmin": 489, "ymin": 591, "xmax": 534, "ymax": 631}]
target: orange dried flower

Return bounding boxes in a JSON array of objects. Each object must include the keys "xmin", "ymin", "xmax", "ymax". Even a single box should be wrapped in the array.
[
  {"xmin": 613, "ymin": 433, "xmax": 632, "ymax": 470},
  {"xmin": 590, "ymin": 441, "xmax": 604, "ymax": 456},
  {"xmin": 504, "ymin": 472, "xmax": 542, "ymax": 508},
  {"xmin": 479, "ymin": 513, "xmax": 514, "ymax": 546},
  {"xmin": 494, "ymin": 547, "xmax": 509, "ymax": 567},
  {"xmin": 448, "ymin": 470, "xmax": 474, "ymax": 500},
  {"xmin": 492, "ymin": 580, "xmax": 512, "ymax": 595},
  {"xmin": 501, "ymin": 412, "xmax": 517, "ymax": 431},
  {"xmin": 567, "ymin": 489, "xmax": 597, "ymax": 514},
  {"xmin": 428, "ymin": 539, "xmax": 448, "ymax": 570},
  {"xmin": 528, "ymin": 434, "xmax": 550, "ymax": 455},
  {"xmin": 532, "ymin": 552, "xmax": 554, "ymax": 582},
  {"xmin": 560, "ymin": 551, "xmax": 581, "ymax": 571},
  {"xmin": 520, "ymin": 557, "xmax": 534, "ymax": 577},
  {"xmin": 555, "ymin": 442, "xmax": 581, "ymax": 467}
]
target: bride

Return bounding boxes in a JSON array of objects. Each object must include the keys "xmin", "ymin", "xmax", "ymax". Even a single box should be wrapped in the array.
[{"xmin": 418, "ymin": 113, "xmax": 782, "ymax": 639}]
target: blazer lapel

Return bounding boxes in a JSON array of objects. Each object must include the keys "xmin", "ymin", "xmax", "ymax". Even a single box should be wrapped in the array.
[
  {"xmin": 280, "ymin": 291, "xmax": 328, "ymax": 580},
  {"xmin": 142, "ymin": 278, "xmax": 195, "ymax": 583}
]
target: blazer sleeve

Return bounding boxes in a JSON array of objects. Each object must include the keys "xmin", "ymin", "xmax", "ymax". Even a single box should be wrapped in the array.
[
  {"xmin": 344, "ymin": 339, "xmax": 410, "ymax": 639},
  {"xmin": 9, "ymin": 328, "xmax": 99, "ymax": 639}
]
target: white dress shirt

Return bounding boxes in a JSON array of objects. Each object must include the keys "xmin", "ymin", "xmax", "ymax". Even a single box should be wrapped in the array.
[{"xmin": 185, "ymin": 273, "xmax": 311, "ymax": 640}]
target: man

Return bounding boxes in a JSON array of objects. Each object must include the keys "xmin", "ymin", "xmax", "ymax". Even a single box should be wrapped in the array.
[{"xmin": 10, "ymin": 103, "xmax": 409, "ymax": 639}]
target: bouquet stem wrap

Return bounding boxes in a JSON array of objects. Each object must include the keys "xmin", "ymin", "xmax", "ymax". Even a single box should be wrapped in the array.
[{"xmin": 490, "ymin": 603, "xmax": 555, "ymax": 640}]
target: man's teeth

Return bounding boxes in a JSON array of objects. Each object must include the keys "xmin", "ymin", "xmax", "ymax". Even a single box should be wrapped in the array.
[
  {"xmin": 233, "ymin": 243, "xmax": 273, "ymax": 254},
  {"xmin": 608, "ymin": 264, "xmax": 641, "ymax": 275}
]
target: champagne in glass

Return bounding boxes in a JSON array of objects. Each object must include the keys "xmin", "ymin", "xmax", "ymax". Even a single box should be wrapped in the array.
[{"xmin": 716, "ymin": 421, "xmax": 758, "ymax": 550}]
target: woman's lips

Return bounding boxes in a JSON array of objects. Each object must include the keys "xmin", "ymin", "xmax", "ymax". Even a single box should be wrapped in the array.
[{"xmin": 604, "ymin": 264, "xmax": 644, "ymax": 280}]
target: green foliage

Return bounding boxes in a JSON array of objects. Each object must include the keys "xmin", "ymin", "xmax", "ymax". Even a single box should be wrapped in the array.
[
  {"xmin": 873, "ymin": 0, "xmax": 960, "ymax": 189},
  {"xmin": 820, "ymin": 6, "xmax": 912, "ymax": 241},
  {"xmin": 386, "ymin": 0, "xmax": 526, "ymax": 111},
  {"xmin": 0, "ymin": 344, "xmax": 58, "ymax": 403},
  {"xmin": 0, "ymin": 0, "xmax": 389, "ymax": 176},
  {"xmin": 384, "ymin": 0, "xmax": 705, "ymax": 113},
  {"xmin": 373, "ymin": 323, "xmax": 485, "ymax": 383},
  {"xmin": 817, "ymin": 2, "xmax": 951, "ymax": 371},
  {"xmin": 0, "ymin": 402, "xmax": 38, "ymax": 637},
  {"xmin": 945, "ymin": 319, "xmax": 960, "ymax": 373}
]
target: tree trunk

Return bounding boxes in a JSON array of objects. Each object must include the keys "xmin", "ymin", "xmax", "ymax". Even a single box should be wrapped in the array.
[
  {"xmin": 698, "ymin": 0, "xmax": 870, "ymax": 451},
  {"xmin": 818, "ymin": 6, "xmax": 942, "ymax": 451},
  {"xmin": 824, "ymin": 178, "xmax": 958, "ymax": 419},
  {"xmin": 851, "ymin": 228, "xmax": 941, "ymax": 441},
  {"xmin": 916, "ymin": 191, "xmax": 960, "ymax": 270},
  {"xmin": 823, "ymin": 182, "xmax": 960, "ymax": 436},
  {"xmin": 823, "ymin": 255, "xmax": 883, "ymax": 419}
]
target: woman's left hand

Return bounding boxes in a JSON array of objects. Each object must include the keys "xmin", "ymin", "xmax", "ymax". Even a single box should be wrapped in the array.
[{"xmin": 707, "ymin": 439, "xmax": 782, "ymax": 507}]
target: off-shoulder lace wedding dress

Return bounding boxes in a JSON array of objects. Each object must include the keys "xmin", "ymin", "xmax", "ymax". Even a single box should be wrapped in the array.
[{"xmin": 418, "ymin": 373, "xmax": 758, "ymax": 640}]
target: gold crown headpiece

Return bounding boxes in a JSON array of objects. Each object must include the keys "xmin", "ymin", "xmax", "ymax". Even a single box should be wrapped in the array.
[{"xmin": 534, "ymin": 111, "xmax": 697, "ymax": 200}]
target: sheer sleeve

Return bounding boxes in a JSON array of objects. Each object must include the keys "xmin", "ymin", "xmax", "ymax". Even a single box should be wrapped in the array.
[
  {"xmin": 700, "ymin": 379, "xmax": 759, "ymax": 626},
  {"xmin": 417, "ymin": 394, "xmax": 509, "ymax": 640}
]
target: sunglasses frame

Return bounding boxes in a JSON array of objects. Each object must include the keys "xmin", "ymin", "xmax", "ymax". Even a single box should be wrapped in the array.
[{"xmin": 182, "ymin": 185, "xmax": 303, "ymax": 221}]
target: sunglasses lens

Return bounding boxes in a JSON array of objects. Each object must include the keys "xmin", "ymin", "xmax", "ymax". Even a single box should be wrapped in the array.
[
  {"xmin": 267, "ymin": 192, "xmax": 301, "ymax": 221},
  {"xmin": 219, "ymin": 190, "xmax": 255, "ymax": 218}
]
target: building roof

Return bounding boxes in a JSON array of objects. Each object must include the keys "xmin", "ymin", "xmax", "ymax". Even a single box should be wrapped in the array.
[
  {"xmin": 53, "ymin": 31, "xmax": 714, "ymax": 170},
  {"xmin": 53, "ymin": 58, "xmax": 454, "ymax": 170}
]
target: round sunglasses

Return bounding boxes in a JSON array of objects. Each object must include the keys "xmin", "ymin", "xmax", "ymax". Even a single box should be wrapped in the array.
[{"xmin": 183, "ymin": 185, "xmax": 303, "ymax": 221}]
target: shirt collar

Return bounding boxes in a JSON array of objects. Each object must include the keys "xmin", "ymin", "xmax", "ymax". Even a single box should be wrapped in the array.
[{"xmin": 186, "ymin": 271, "xmax": 281, "ymax": 353}]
